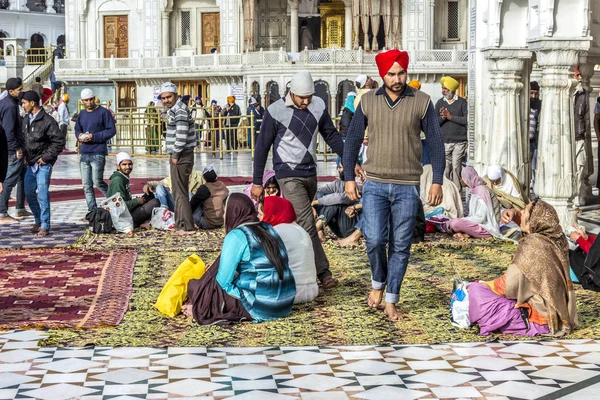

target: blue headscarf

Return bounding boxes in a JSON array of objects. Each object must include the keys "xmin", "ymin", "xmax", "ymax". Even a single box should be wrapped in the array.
[{"xmin": 343, "ymin": 92, "xmax": 356, "ymax": 113}]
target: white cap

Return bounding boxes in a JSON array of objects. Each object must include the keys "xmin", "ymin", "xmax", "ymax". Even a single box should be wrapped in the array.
[
  {"xmin": 355, "ymin": 75, "xmax": 367, "ymax": 89},
  {"xmin": 486, "ymin": 164, "xmax": 503, "ymax": 181},
  {"xmin": 346, "ymin": 91, "xmax": 357, "ymax": 97},
  {"xmin": 160, "ymin": 82, "xmax": 177, "ymax": 94},
  {"xmin": 289, "ymin": 71, "xmax": 315, "ymax": 97},
  {"xmin": 203, "ymin": 164, "xmax": 215, "ymax": 174},
  {"xmin": 116, "ymin": 152, "xmax": 132, "ymax": 165},
  {"xmin": 80, "ymin": 88, "xmax": 94, "ymax": 100},
  {"xmin": 249, "ymin": 97, "xmax": 258, "ymax": 105}
]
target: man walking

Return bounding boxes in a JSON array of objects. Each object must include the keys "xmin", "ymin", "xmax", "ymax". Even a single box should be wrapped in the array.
[
  {"xmin": 252, "ymin": 71, "xmax": 345, "ymax": 288},
  {"xmin": 573, "ymin": 66, "xmax": 591, "ymax": 208},
  {"xmin": 74, "ymin": 88, "xmax": 116, "ymax": 212},
  {"xmin": 0, "ymin": 77, "xmax": 26, "ymax": 224},
  {"xmin": 21, "ymin": 91, "xmax": 65, "ymax": 236},
  {"xmin": 57, "ymin": 94, "xmax": 70, "ymax": 139},
  {"xmin": 343, "ymin": 50, "xmax": 445, "ymax": 320},
  {"xmin": 434, "ymin": 76, "xmax": 468, "ymax": 190},
  {"xmin": 223, "ymin": 95, "xmax": 241, "ymax": 151},
  {"xmin": 160, "ymin": 82, "xmax": 196, "ymax": 232}
]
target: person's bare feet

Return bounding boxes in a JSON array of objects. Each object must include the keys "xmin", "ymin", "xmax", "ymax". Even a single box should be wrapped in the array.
[
  {"xmin": 335, "ymin": 236, "xmax": 359, "ymax": 247},
  {"xmin": 0, "ymin": 216, "xmax": 18, "ymax": 224},
  {"xmin": 181, "ymin": 304, "xmax": 193, "ymax": 317},
  {"xmin": 139, "ymin": 222, "xmax": 151, "ymax": 230},
  {"xmin": 173, "ymin": 229, "xmax": 196, "ymax": 236},
  {"xmin": 30, "ymin": 224, "xmax": 41, "ymax": 233},
  {"xmin": 384, "ymin": 302, "xmax": 402, "ymax": 321},
  {"xmin": 367, "ymin": 288, "xmax": 384, "ymax": 309},
  {"xmin": 318, "ymin": 229, "xmax": 327, "ymax": 243},
  {"xmin": 453, "ymin": 232, "xmax": 470, "ymax": 240},
  {"xmin": 36, "ymin": 229, "xmax": 49, "ymax": 237}
]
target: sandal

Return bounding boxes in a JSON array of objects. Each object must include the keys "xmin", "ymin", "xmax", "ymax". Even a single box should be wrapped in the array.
[
  {"xmin": 320, "ymin": 276, "xmax": 338, "ymax": 289},
  {"xmin": 36, "ymin": 229, "xmax": 50, "ymax": 237},
  {"xmin": 30, "ymin": 224, "xmax": 41, "ymax": 234}
]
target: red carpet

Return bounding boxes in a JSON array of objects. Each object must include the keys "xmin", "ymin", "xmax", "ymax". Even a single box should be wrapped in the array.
[{"xmin": 0, "ymin": 249, "xmax": 136, "ymax": 329}]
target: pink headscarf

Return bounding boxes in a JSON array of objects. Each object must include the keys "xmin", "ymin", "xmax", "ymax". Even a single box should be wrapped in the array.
[{"xmin": 461, "ymin": 167, "xmax": 494, "ymax": 211}]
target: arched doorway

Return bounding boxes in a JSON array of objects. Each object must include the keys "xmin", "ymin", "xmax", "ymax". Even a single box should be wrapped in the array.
[
  {"xmin": 30, "ymin": 33, "xmax": 44, "ymax": 49},
  {"xmin": 250, "ymin": 81, "xmax": 261, "ymax": 106},
  {"xmin": 336, "ymin": 80, "xmax": 354, "ymax": 115},
  {"xmin": 0, "ymin": 31, "xmax": 7, "ymax": 56},
  {"xmin": 314, "ymin": 80, "xmax": 330, "ymax": 113},
  {"xmin": 28, "ymin": 34, "xmax": 46, "ymax": 64},
  {"xmin": 266, "ymin": 81, "xmax": 280, "ymax": 106}
]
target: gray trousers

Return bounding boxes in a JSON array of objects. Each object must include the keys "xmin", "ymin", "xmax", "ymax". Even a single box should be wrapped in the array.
[
  {"xmin": 444, "ymin": 141, "xmax": 468, "ymax": 190},
  {"xmin": 169, "ymin": 150, "xmax": 194, "ymax": 231},
  {"xmin": 279, "ymin": 176, "xmax": 332, "ymax": 280}
]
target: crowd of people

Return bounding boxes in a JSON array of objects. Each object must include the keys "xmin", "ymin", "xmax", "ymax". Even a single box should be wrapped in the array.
[{"xmin": 0, "ymin": 48, "xmax": 598, "ymax": 337}]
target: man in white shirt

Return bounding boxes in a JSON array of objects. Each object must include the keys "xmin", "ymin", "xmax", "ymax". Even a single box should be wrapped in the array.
[{"xmin": 57, "ymin": 94, "xmax": 70, "ymax": 138}]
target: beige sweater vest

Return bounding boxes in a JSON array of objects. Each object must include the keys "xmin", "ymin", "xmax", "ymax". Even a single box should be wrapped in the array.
[{"xmin": 360, "ymin": 89, "xmax": 431, "ymax": 185}]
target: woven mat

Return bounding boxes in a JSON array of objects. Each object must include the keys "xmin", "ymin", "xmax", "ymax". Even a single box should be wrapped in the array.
[
  {"xmin": 0, "ymin": 224, "xmax": 86, "ymax": 249},
  {"xmin": 0, "ymin": 249, "xmax": 136, "ymax": 329},
  {"xmin": 39, "ymin": 231, "xmax": 600, "ymax": 348}
]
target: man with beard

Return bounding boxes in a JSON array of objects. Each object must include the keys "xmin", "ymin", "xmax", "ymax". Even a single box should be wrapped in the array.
[
  {"xmin": 434, "ymin": 76, "xmax": 468, "ymax": 190},
  {"xmin": 343, "ymin": 49, "xmax": 445, "ymax": 321},
  {"xmin": 529, "ymin": 81, "xmax": 542, "ymax": 192},
  {"xmin": 106, "ymin": 152, "xmax": 161, "ymax": 229},
  {"xmin": 312, "ymin": 163, "xmax": 362, "ymax": 242}
]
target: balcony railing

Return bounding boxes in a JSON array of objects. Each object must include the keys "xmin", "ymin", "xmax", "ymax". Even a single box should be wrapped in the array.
[{"xmin": 56, "ymin": 48, "xmax": 469, "ymax": 75}]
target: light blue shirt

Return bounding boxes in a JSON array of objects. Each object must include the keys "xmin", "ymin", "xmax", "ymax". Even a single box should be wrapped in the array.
[
  {"xmin": 29, "ymin": 108, "xmax": 42, "ymax": 124},
  {"xmin": 216, "ymin": 229, "xmax": 251, "ymax": 300}
]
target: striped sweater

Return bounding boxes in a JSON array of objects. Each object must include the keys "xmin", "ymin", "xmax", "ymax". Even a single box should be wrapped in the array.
[{"xmin": 165, "ymin": 98, "xmax": 196, "ymax": 157}]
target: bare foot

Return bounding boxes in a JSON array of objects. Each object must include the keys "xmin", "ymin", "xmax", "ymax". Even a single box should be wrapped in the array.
[
  {"xmin": 367, "ymin": 288, "xmax": 384, "ymax": 309},
  {"xmin": 0, "ymin": 216, "xmax": 18, "ymax": 225},
  {"xmin": 453, "ymin": 232, "xmax": 470, "ymax": 240},
  {"xmin": 181, "ymin": 304, "xmax": 193, "ymax": 317},
  {"xmin": 335, "ymin": 236, "xmax": 359, "ymax": 247},
  {"xmin": 30, "ymin": 224, "xmax": 41, "ymax": 233},
  {"xmin": 318, "ymin": 230, "xmax": 327, "ymax": 243},
  {"xmin": 36, "ymin": 229, "xmax": 50, "ymax": 237},
  {"xmin": 173, "ymin": 229, "xmax": 196, "ymax": 236},
  {"xmin": 139, "ymin": 222, "xmax": 151, "ymax": 230},
  {"xmin": 384, "ymin": 303, "xmax": 403, "ymax": 321}
]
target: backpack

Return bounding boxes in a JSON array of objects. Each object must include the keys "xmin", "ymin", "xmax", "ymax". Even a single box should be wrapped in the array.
[{"xmin": 85, "ymin": 208, "xmax": 115, "ymax": 234}]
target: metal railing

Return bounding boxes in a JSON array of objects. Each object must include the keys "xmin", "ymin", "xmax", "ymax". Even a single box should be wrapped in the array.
[
  {"xmin": 57, "ymin": 48, "xmax": 469, "ymax": 74},
  {"xmin": 74, "ymin": 105, "xmax": 338, "ymax": 161},
  {"xmin": 0, "ymin": 46, "xmax": 63, "ymax": 65}
]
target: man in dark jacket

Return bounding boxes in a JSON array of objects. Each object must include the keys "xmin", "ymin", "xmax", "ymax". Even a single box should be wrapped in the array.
[
  {"xmin": 223, "ymin": 95, "xmax": 241, "ymax": 151},
  {"xmin": 0, "ymin": 125, "xmax": 6, "ymax": 195},
  {"xmin": 573, "ymin": 66, "xmax": 591, "ymax": 207},
  {"xmin": 106, "ymin": 152, "xmax": 160, "ymax": 228},
  {"xmin": 21, "ymin": 91, "xmax": 65, "ymax": 236},
  {"xmin": 0, "ymin": 77, "xmax": 26, "ymax": 224}
]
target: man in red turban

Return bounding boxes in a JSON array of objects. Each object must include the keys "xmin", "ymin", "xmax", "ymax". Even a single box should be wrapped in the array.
[
  {"xmin": 342, "ymin": 49, "xmax": 445, "ymax": 321},
  {"xmin": 375, "ymin": 49, "xmax": 409, "ymax": 78}
]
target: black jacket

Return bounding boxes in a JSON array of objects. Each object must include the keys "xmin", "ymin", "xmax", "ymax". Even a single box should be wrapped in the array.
[
  {"xmin": 339, "ymin": 107, "xmax": 354, "ymax": 138},
  {"xmin": 0, "ymin": 125, "xmax": 7, "ymax": 182},
  {"xmin": 0, "ymin": 94, "xmax": 23, "ymax": 153},
  {"xmin": 23, "ymin": 109, "xmax": 65, "ymax": 166}
]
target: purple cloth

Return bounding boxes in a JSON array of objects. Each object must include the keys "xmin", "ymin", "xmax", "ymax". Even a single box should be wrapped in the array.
[
  {"xmin": 461, "ymin": 167, "xmax": 494, "ymax": 211},
  {"xmin": 447, "ymin": 219, "xmax": 491, "ymax": 238},
  {"xmin": 468, "ymin": 282, "xmax": 549, "ymax": 336}
]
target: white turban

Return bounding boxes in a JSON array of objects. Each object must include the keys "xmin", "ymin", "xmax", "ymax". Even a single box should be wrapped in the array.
[
  {"xmin": 487, "ymin": 165, "xmax": 504, "ymax": 181},
  {"xmin": 116, "ymin": 152, "xmax": 132, "ymax": 165},
  {"xmin": 160, "ymin": 82, "xmax": 177, "ymax": 94}
]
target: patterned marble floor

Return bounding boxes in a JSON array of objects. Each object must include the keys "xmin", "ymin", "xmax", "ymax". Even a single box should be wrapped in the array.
[{"xmin": 1, "ymin": 330, "xmax": 600, "ymax": 399}]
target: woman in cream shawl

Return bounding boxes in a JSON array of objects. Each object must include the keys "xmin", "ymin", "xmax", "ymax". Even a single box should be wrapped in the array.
[
  {"xmin": 469, "ymin": 199, "xmax": 578, "ymax": 336},
  {"xmin": 420, "ymin": 164, "xmax": 463, "ymax": 219}
]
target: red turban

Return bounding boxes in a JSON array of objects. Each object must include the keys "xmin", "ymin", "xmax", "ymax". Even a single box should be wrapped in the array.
[
  {"xmin": 262, "ymin": 196, "xmax": 297, "ymax": 226},
  {"xmin": 375, "ymin": 50, "xmax": 409, "ymax": 78}
]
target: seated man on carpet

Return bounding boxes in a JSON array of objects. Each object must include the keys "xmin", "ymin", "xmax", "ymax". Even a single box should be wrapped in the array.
[
  {"xmin": 312, "ymin": 163, "xmax": 362, "ymax": 242},
  {"xmin": 259, "ymin": 196, "xmax": 319, "ymax": 304},
  {"xmin": 182, "ymin": 193, "xmax": 296, "ymax": 324},
  {"xmin": 107, "ymin": 152, "xmax": 161, "ymax": 228},
  {"xmin": 483, "ymin": 164, "xmax": 529, "ymax": 211},
  {"xmin": 243, "ymin": 169, "xmax": 281, "ymax": 206},
  {"xmin": 143, "ymin": 169, "xmax": 204, "ymax": 212},
  {"xmin": 189, "ymin": 165, "xmax": 229, "ymax": 229},
  {"xmin": 469, "ymin": 199, "xmax": 578, "ymax": 337}
]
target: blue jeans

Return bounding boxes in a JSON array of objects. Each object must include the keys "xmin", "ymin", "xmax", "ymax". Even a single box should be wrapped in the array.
[
  {"xmin": 0, "ymin": 152, "xmax": 25, "ymax": 216},
  {"xmin": 80, "ymin": 153, "xmax": 108, "ymax": 211},
  {"xmin": 155, "ymin": 184, "xmax": 175, "ymax": 211},
  {"xmin": 24, "ymin": 164, "xmax": 53, "ymax": 230},
  {"xmin": 361, "ymin": 180, "xmax": 420, "ymax": 304}
]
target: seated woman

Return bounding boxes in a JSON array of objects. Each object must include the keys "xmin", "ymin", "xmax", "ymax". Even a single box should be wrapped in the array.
[
  {"xmin": 483, "ymin": 164, "xmax": 529, "ymax": 211},
  {"xmin": 420, "ymin": 164, "xmax": 464, "ymax": 219},
  {"xmin": 568, "ymin": 227, "xmax": 600, "ymax": 291},
  {"xmin": 183, "ymin": 193, "xmax": 296, "ymax": 324},
  {"xmin": 259, "ymin": 196, "xmax": 319, "ymax": 304},
  {"xmin": 469, "ymin": 200, "xmax": 578, "ymax": 336},
  {"xmin": 243, "ymin": 170, "xmax": 281, "ymax": 206},
  {"xmin": 443, "ymin": 167, "xmax": 503, "ymax": 240}
]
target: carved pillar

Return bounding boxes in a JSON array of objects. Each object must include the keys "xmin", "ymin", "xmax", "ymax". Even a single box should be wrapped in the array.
[
  {"xmin": 370, "ymin": 0, "xmax": 381, "ymax": 51},
  {"xmin": 428, "ymin": 0, "xmax": 435, "ymax": 48},
  {"xmin": 532, "ymin": 46, "xmax": 582, "ymax": 226},
  {"xmin": 352, "ymin": 0, "xmax": 361, "ymax": 50},
  {"xmin": 344, "ymin": 0, "xmax": 352, "ymax": 50},
  {"xmin": 576, "ymin": 58, "xmax": 596, "ymax": 204},
  {"xmin": 46, "ymin": 0, "xmax": 56, "ymax": 13},
  {"xmin": 161, "ymin": 12, "xmax": 170, "ymax": 57},
  {"xmin": 361, "ymin": 0, "xmax": 370, "ymax": 51},
  {"xmin": 479, "ymin": 49, "xmax": 532, "ymax": 188},
  {"xmin": 79, "ymin": 16, "xmax": 87, "ymax": 58},
  {"xmin": 290, "ymin": 0, "xmax": 300, "ymax": 52},
  {"xmin": 243, "ymin": 0, "xmax": 256, "ymax": 51}
]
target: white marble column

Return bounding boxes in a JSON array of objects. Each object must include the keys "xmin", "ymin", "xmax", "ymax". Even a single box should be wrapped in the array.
[
  {"xmin": 161, "ymin": 12, "xmax": 170, "ymax": 57},
  {"xmin": 480, "ymin": 49, "xmax": 532, "ymax": 187},
  {"xmin": 79, "ymin": 16, "xmax": 87, "ymax": 59},
  {"xmin": 46, "ymin": 0, "xmax": 56, "ymax": 14},
  {"xmin": 218, "ymin": 0, "xmax": 241, "ymax": 54},
  {"xmin": 344, "ymin": 1, "xmax": 352, "ymax": 50},
  {"xmin": 290, "ymin": 0, "xmax": 300, "ymax": 52},
  {"xmin": 532, "ymin": 47, "xmax": 581, "ymax": 226},
  {"xmin": 428, "ymin": 0, "xmax": 435, "ymax": 49}
]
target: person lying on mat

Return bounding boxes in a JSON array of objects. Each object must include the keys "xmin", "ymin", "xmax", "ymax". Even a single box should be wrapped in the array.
[
  {"xmin": 107, "ymin": 152, "xmax": 161, "ymax": 229},
  {"xmin": 469, "ymin": 199, "xmax": 578, "ymax": 337},
  {"xmin": 182, "ymin": 193, "xmax": 296, "ymax": 324},
  {"xmin": 258, "ymin": 196, "xmax": 318, "ymax": 304}
]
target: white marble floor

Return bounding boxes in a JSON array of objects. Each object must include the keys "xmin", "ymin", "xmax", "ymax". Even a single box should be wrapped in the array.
[{"xmin": 1, "ymin": 330, "xmax": 599, "ymax": 399}]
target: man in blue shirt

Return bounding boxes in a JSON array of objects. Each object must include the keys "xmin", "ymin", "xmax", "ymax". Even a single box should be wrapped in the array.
[{"xmin": 74, "ymin": 88, "xmax": 116, "ymax": 211}]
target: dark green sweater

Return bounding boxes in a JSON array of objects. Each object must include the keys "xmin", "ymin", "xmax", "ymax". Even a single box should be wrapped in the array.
[{"xmin": 107, "ymin": 170, "xmax": 139, "ymax": 210}]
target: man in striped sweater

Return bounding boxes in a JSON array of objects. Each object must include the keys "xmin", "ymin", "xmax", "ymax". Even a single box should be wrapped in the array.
[{"xmin": 160, "ymin": 82, "xmax": 196, "ymax": 232}]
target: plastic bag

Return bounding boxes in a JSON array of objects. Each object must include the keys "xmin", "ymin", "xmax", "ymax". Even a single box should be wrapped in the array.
[
  {"xmin": 151, "ymin": 206, "xmax": 175, "ymax": 230},
  {"xmin": 450, "ymin": 279, "xmax": 471, "ymax": 329},
  {"xmin": 154, "ymin": 253, "xmax": 206, "ymax": 317},
  {"xmin": 98, "ymin": 193, "xmax": 134, "ymax": 234}
]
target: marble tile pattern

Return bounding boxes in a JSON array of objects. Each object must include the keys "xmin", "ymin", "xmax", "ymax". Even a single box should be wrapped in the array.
[{"xmin": 1, "ymin": 331, "xmax": 600, "ymax": 399}]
